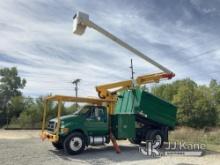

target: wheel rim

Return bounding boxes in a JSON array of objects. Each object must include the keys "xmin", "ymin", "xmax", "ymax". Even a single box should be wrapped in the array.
[
  {"xmin": 155, "ymin": 135, "xmax": 162, "ymax": 145},
  {"xmin": 70, "ymin": 137, "xmax": 82, "ymax": 151}
]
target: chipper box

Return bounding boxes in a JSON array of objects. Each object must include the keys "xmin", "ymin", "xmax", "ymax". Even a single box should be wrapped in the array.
[{"xmin": 111, "ymin": 87, "xmax": 176, "ymax": 144}]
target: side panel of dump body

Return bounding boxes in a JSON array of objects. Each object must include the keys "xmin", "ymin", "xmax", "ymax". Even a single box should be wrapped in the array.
[
  {"xmin": 138, "ymin": 90, "xmax": 177, "ymax": 128},
  {"xmin": 111, "ymin": 114, "xmax": 135, "ymax": 139},
  {"xmin": 114, "ymin": 88, "xmax": 177, "ymax": 128}
]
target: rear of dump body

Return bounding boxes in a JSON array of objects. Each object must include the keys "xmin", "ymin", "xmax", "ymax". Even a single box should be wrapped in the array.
[{"xmin": 114, "ymin": 88, "xmax": 177, "ymax": 128}]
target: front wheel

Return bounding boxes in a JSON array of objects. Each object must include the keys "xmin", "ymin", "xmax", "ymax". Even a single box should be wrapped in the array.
[{"xmin": 63, "ymin": 132, "xmax": 85, "ymax": 155}]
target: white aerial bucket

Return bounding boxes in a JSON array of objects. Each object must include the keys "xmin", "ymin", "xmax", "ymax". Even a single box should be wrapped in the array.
[{"xmin": 72, "ymin": 11, "xmax": 89, "ymax": 35}]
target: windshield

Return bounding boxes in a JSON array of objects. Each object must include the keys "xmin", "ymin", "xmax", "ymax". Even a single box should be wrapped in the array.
[{"xmin": 74, "ymin": 106, "xmax": 92, "ymax": 115}]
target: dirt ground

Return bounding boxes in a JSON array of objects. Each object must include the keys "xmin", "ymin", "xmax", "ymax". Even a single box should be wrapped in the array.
[{"xmin": 0, "ymin": 130, "xmax": 219, "ymax": 165}]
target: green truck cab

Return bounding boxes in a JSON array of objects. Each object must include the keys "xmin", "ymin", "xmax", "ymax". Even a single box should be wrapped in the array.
[
  {"xmin": 48, "ymin": 105, "xmax": 110, "ymax": 154},
  {"xmin": 44, "ymin": 88, "xmax": 177, "ymax": 155}
]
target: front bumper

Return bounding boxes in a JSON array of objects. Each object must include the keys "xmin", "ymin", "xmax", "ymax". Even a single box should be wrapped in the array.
[{"xmin": 40, "ymin": 131, "xmax": 59, "ymax": 142}]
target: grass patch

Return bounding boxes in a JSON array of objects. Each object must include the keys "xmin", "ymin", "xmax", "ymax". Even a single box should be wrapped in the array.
[{"xmin": 169, "ymin": 127, "xmax": 220, "ymax": 153}]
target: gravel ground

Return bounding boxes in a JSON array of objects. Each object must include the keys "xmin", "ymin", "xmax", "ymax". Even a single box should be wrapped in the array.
[{"xmin": 0, "ymin": 130, "xmax": 219, "ymax": 165}]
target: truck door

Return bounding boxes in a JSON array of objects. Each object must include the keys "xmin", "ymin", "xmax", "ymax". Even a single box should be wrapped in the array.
[{"xmin": 84, "ymin": 106, "xmax": 108, "ymax": 136}]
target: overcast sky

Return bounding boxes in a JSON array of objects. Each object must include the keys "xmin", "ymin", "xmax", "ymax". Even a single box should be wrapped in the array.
[{"xmin": 0, "ymin": 0, "xmax": 220, "ymax": 97}]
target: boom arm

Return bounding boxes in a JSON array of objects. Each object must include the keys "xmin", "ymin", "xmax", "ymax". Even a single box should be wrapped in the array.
[
  {"xmin": 72, "ymin": 11, "xmax": 174, "ymax": 75},
  {"xmin": 96, "ymin": 72, "xmax": 173, "ymax": 99},
  {"xmin": 72, "ymin": 11, "xmax": 175, "ymax": 99}
]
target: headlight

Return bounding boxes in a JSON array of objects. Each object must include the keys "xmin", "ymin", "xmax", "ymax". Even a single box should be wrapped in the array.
[{"xmin": 48, "ymin": 121, "xmax": 56, "ymax": 130}]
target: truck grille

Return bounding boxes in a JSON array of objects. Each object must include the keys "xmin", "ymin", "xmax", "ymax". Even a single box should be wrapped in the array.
[{"xmin": 47, "ymin": 121, "xmax": 56, "ymax": 132}]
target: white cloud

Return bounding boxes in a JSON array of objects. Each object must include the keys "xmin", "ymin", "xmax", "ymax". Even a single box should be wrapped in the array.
[{"xmin": 0, "ymin": 0, "xmax": 220, "ymax": 98}]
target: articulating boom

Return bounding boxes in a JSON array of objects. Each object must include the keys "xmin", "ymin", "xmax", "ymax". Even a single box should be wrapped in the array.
[
  {"xmin": 96, "ymin": 72, "xmax": 174, "ymax": 99},
  {"xmin": 72, "ymin": 11, "xmax": 175, "ymax": 100}
]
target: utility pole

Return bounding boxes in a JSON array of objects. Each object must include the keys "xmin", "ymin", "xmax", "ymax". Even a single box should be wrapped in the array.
[
  {"xmin": 72, "ymin": 79, "xmax": 80, "ymax": 109},
  {"xmin": 130, "ymin": 59, "xmax": 135, "ymax": 80},
  {"xmin": 130, "ymin": 59, "xmax": 135, "ymax": 88}
]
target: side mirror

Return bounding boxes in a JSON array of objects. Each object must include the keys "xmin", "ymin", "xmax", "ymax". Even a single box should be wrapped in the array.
[{"xmin": 73, "ymin": 11, "xmax": 89, "ymax": 35}]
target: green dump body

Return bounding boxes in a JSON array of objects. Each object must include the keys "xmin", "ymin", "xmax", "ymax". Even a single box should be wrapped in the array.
[
  {"xmin": 111, "ymin": 114, "xmax": 135, "ymax": 139},
  {"xmin": 113, "ymin": 88, "xmax": 177, "ymax": 128}
]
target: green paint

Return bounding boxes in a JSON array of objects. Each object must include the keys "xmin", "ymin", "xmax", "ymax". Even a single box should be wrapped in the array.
[
  {"xmin": 111, "ymin": 114, "xmax": 135, "ymax": 139},
  {"xmin": 114, "ymin": 87, "xmax": 177, "ymax": 127}
]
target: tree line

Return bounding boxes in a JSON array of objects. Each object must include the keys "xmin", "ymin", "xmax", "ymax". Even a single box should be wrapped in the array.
[
  {"xmin": 0, "ymin": 67, "xmax": 220, "ymax": 128},
  {"xmin": 151, "ymin": 78, "xmax": 220, "ymax": 128},
  {"xmin": 0, "ymin": 67, "xmax": 77, "ymax": 128}
]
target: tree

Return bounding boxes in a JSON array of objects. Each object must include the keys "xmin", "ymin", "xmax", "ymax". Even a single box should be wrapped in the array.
[
  {"xmin": 10, "ymin": 97, "xmax": 45, "ymax": 128},
  {"xmin": 173, "ymin": 82, "xmax": 197, "ymax": 126},
  {"xmin": 7, "ymin": 96, "xmax": 26, "ymax": 119},
  {"xmin": 191, "ymin": 86, "xmax": 218, "ymax": 128},
  {"xmin": 152, "ymin": 78, "xmax": 219, "ymax": 128},
  {"xmin": 209, "ymin": 79, "xmax": 220, "ymax": 126},
  {"xmin": 10, "ymin": 96, "xmax": 79, "ymax": 129},
  {"xmin": 151, "ymin": 84, "xmax": 175, "ymax": 102},
  {"xmin": 18, "ymin": 102, "xmax": 42, "ymax": 128},
  {"xmin": 0, "ymin": 67, "xmax": 26, "ymax": 126}
]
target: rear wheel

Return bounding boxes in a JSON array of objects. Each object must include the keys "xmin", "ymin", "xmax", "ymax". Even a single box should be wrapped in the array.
[
  {"xmin": 146, "ymin": 130, "xmax": 164, "ymax": 148},
  {"xmin": 63, "ymin": 132, "xmax": 85, "ymax": 155},
  {"xmin": 52, "ymin": 142, "xmax": 63, "ymax": 150}
]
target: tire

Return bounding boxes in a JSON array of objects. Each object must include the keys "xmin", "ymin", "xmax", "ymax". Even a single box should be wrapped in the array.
[
  {"xmin": 146, "ymin": 130, "xmax": 164, "ymax": 148},
  {"xmin": 63, "ymin": 132, "xmax": 85, "ymax": 155},
  {"xmin": 52, "ymin": 142, "xmax": 63, "ymax": 150},
  {"xmin": 129, "ymin": 137, "xmax": 141, "ymax": 145}
]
